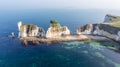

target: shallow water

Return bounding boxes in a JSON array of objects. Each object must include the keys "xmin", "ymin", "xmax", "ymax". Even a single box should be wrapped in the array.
[
  {"xmin": 0, "ymin": 38, "xmax": 120, "ymax": 67},
  {"xmin": 0, "ymin": 9, "xmax": 120, "ymax": 67}
]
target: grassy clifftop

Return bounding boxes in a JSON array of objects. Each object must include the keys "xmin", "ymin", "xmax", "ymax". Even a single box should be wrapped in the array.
[
  {"xmin": 106, "ymin": 14, "xmax": 120, "ymax": 22},
  {"xmin": 105, "ymin": 14, "xmax": 120, "ymax": 28},
  {"xmin": 107, "ymin": 21, "xmax": 120, "ymax": 28}
]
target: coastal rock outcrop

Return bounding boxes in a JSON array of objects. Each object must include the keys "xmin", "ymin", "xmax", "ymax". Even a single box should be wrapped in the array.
[
  {"xmin": 46, "ymin": 20, "xmax": 70, "ymax": 38},
  {"xmin": 77, "ymin": 14, "xmax": 120, "ymax": 42},
  {"xmin": 104, "ymin": 14, "xmax": 120, "ymax": 22},
  {"xmin": 77, "ymin": 24, "xmax": 93, "ymax": 34},
  {"xmin": 77, "ymin": 23, "xmax": 120, "ymax": 41},
  {"xmin": 18, "ymin": 21, "xmax": 45, "ymax": 38}
]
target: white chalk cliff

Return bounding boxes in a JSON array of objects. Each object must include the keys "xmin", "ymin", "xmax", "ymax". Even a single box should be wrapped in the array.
[
  {"xmin": 77, "ymin": 24, "xmax": 93, "ymax": 34},
  {"xmin": 77, "ymin": 23, "xmax": 120, "ymax": 41},
  {"xmin": 104, "ymin": 14, "xmax": 120, "ymax": 22},
  {"xmin": 77, "ymin": 14, "xmax": 120, "ymax": 42},
  {"xmin": 18, "ymin": 21, "xmax": 45, "ymax": 38},
  {"xmin": 46, "ymin": 20, "xmax": 70, "ymax": 38}
]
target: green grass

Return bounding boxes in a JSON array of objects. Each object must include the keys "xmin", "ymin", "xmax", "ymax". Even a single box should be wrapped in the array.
[
  {"xmin": 107, "ymin": 21, "xmax": 120, "ymax": 28},
  {"xmin": 20, "ymin": 24, "xmax": 37, "ymax": 32},
  {"xmin": 105, "ymin": 14, "xmax": 120, "ymax": 28},
  {"xmin": 106, "ymin": 14, "xmax": 120, "ymax": 22}
]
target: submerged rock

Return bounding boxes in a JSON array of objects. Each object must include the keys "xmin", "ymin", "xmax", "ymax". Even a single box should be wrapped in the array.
[
  {"xmin": 7, "ymin": 32, "xmax": 15, "ymax": 38},
  {"xmin": 46, "ymin": 20, "xmax": 70, "ymax": 38},
  {"xmin": 18, "ymin": 21, "xmax": 45, "ymax": 38}
]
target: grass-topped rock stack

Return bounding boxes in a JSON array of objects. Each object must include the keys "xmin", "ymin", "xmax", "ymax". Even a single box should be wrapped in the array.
[
  {"xmin": 18, "ymin": 21, "xmax": 45, "ymax": 38},
  {"xmin": 50, "ymin": 20, "xmax": 61, "ymax": 33},
  {"xmin": 46, "ymin": 20, "xmax": 70, "ymax": 38}
]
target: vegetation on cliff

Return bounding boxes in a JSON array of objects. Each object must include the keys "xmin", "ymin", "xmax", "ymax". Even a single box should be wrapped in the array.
[
  {"xmin": 106, "ymin": 14, "xmax": 120, "ymax": 22},
  {"xmin": 106, "ymin": 21, "xmax": 120, "ymax": 28},
  {"xmin": 104, "ymin": 14, "xmax": 120, "ymax": 28},
  {"xmin": 46, "ymin": 20, "xmax": 70, "ymax": 38},
  {"xmin": 50, "ymin": 20, "xmax": 61, "ymax": 32},
  {"xmin": 50, "ymin": 20, "xmax": 60, "ymax": 27},
  {"xmin": 20, "ymin": 24, "xmax": 37, "ymax": 32}
]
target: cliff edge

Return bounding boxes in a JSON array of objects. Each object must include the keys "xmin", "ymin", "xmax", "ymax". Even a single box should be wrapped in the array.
[
  {"xmin": 104, "ymin": 14, "xmax": 120, "ymax": 22},
  {"xmin": 77, "ymin": 14, "xmax": 120, "ymax": 42}
]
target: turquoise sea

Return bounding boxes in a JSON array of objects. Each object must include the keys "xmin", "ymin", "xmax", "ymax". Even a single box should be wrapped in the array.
[{"xmin": 0, "ymin": 9, "xmax": 120, "ymax": 67}]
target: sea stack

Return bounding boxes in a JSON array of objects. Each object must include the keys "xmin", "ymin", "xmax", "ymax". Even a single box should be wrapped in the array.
[
  {"xmin": 46, "ymin": 20, "xmax": 70, "ymax": 38},
  {"xmin": 18, "ymin": 21, "xmax": 45, "ymax": 38}
]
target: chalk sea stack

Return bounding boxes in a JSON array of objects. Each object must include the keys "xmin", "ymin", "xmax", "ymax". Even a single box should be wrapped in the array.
[
  {"xmin": 18, "ymin": 21, "xmax": 45, "ymax": 38},
  {"xmin": 46, "ymin": 20, "xmax": 70, "ymax": 38},
  {"xmin": 17, "ymin": 14, "xmax": 120, "ymax": 44},
  {"xmin": 18, "ymin": 20, "xmax": 90, "ymax": 45}
]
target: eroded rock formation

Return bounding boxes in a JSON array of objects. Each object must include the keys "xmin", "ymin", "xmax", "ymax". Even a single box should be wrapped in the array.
[
  {"xmin": 18, "ymin": 21, "xmax": 45, "ymax": 38},
  {"xmin": 77, "ymin": 24, "xmax": 93, "ymax": 34},
  {"xmin": 46, "ymin": 20, "xmax": 70, "ymax": 38},
  {"xmin": 104, "ymin": 14, "xmax": 120, "ymax": 22},
  {"xmin": 77, "ymin": 14, "xmax": 120, "ymax": 42}
]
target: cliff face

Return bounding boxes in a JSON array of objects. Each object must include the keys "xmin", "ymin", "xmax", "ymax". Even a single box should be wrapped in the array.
[
  {"xmin": 77, "ymin": 14, "xmax": 120, "ymax": 42},
  {"xmin": 104, "ymin": 14, "xmax": 120, "ymax": 22},
  {"xmin": 46, "ymin": 20, "xmax": 70, "ymax": 38},
  {"xmin": 77, "ymin": 24, "xmax": 93, "ymax": 34},
  {"xmin": 18, "ymin": 21, "xmax": 45, "ymax": 38},
  {"xmin": 77, "ymin": 23, "xmax": 120, "ymax": 41}
]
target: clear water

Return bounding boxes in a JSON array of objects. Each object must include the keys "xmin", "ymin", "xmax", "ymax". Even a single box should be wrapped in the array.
[
  {"xmin": 0, "ymin": 39, "xmax": 120, "ymax": 67},
  {"xmin": 0, "ymin": 9, "xmax": 120, "ymax": 67}
]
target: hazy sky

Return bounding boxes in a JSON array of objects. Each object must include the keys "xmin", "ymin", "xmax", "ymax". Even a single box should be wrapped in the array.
[{"xmin": 0, "ymin": 0, "xmax": 120, "ymax": 10}]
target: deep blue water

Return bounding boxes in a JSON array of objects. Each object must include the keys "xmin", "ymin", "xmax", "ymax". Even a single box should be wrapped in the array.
[{"xmin": 0, "ymin": 9, "xmax": 120, "ymax": 67}]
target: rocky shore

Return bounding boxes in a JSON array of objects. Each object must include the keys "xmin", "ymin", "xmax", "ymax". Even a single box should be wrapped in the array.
[
  {"xmin": 19, "ymin": 35, "xmax": 111, "ymax": 45},
  {"xmin": 77, "ymin": 14, "xmax": 120, "ymax": 43},
  {"xmin": 18, "ymin": 14, "xmax": 120, "ymax": 45}
]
